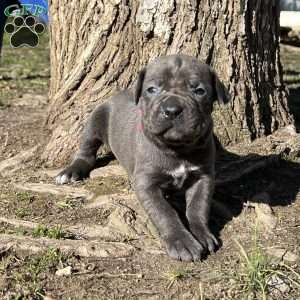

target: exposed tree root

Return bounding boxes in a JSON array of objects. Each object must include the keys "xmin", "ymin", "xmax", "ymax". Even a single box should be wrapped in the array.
[
  {"xmin": 0, "ymin": 146, "xmax": 38, "ymax": 176},
  {"xmin": 84, "ymin": 193, "xmax": 135, "ymax": 209},
  {"xmin": 42, "ymin": 164, "xmax": 127, "ymax": 179},
  {"xmin": 0, "ymin": 217, "xmax": 132, "ymax": 241},
  {"xmin": 0, "ymin": 234, "xmax": 134, "ymax": 258},
  {"xmin": 14, "ymin": 183, "xmax": 94, "ymax": 201},
  {"xmin": 0, "ymin": 217, "xmax": 39, "ymax": 230},
  {"xmin": 90, "ymin": 165, "xmax": 127, "ymax": 179}
]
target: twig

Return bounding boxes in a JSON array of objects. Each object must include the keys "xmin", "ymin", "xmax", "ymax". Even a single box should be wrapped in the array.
[{"xmin": 1, "ymin": 131, "xmax": 9, "ymax": 152}]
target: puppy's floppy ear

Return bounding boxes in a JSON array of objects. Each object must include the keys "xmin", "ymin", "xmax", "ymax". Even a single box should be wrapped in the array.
[
  {"xmin": 134, "ymin": 68, "xmax": 146, "ymax": 105},
  {"xmin": 211, "ymin": 68, "xmax": 230, "ymax": 104}
]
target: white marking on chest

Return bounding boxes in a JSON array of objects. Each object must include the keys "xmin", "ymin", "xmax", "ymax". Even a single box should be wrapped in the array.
[{"xmin": 167, "ymin": 164, "xmax": 200, "ymax": 178}]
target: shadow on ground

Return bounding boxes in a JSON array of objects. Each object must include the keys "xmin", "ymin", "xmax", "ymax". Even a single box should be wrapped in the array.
[{"xmin": 210, "ymin": 141, "xmax": 300, "ymax": 242}]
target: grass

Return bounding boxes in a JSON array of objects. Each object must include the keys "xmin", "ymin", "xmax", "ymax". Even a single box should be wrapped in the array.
[
  {"xmin": 56, "ymin": 196, "xmax": 86, "ymax": 209},
  {"xmin": 32, "ymin": 224, "xmax": 68, "ymax": 239},
  {"xmin": 231, "ymin": 228, "xmax": 300, "ymax": 299},
  {"xmin": 162, "ymin": 268, "xmax": 196, "ymax": 289},
  {"xmin": 283, "ymin": 73, "xmax": 300, "ymax": 84},
  {"xmin": 15, "ymin": 207, "xmax": 30, "ymax": 218},
  {"xmin": 15, "ymin": 248, "xmax": 65, "ymax": 299},
  {"xmin": 1, "ymin": 248, "xmax": 66, "ymax": 300},
  {"xmin": 14, "ymin": 192, "xmax": 34, "ymax": 218},
  {"xmin": 1, "ymin": 221, "xmax": 75, "ymax": 240},
  {"xmin": 0, "ymin": 24, "xmax": 49, "ymax": 105},
  {"xmin": 281, "ymin": 45, "xmax": 300, "ymax": 74},
  {"xmin": 16, "ymin": 191, "xmax": 34, "ymax": 202},
  {"xmin": 233, "ymin": 239, "xmax": 273, "ymax": 299},
  {"xmin": 281, "ymin": 45, "xmax": 300, "ymax": 125},
  {"xmin": 28, "ymin": 248, "xmax": 65, "ymax": 275}
]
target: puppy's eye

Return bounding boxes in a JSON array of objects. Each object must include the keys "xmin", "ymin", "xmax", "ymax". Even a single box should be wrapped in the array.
[
  {"xmin": 146, "ymin": 86, "xmax": 160, "ymax": 95},
  {"xmin": 193, "ymin": 87, "xmax": 206, "ymax": 96}
]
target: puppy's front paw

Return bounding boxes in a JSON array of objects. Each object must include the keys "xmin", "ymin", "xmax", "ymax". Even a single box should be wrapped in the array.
[
  {"xmin": 163, "ymin": 230, "xmax": 205, "ymax": 262},
  {"xmin": 55, "ymin": 159, "xmax": 92, "ymax": 185},
  {"xmin": 190, "ymin": 224, "xmax": 219, "ymax": 254}
]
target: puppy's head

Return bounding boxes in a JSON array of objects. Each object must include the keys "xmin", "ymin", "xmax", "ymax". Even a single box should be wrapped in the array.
[{"xmin": 134, "ymin": 55, "xmax": 230, "ymax": 148}]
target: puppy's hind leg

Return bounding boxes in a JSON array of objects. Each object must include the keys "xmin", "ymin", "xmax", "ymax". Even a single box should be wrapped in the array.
[{"xmin": 56, "ymin": 104, "xmax": 110, "ymax": 184}]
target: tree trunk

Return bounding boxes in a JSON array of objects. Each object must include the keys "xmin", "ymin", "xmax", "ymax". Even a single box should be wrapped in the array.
[{"xmin": 43, "ymin": 0, "xmax": 292, "ymax": 166}]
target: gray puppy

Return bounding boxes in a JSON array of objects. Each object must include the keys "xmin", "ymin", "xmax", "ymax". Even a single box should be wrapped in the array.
[{"xmin": 56, "ymin": 54, "xmax": 230, "ymax": 261}]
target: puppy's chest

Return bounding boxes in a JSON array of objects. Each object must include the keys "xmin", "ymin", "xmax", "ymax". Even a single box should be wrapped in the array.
[{"xmin": 162, "ymin": 163, "xmax": 201, "ymax": 191}]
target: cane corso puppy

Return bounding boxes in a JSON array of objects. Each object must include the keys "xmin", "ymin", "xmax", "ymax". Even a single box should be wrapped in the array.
[{"xmin": 56, "ymin": 54, "xmax": 230, "ymax": 261}]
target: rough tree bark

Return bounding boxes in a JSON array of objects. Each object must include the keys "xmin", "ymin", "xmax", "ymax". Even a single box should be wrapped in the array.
[{"xmin": 43, "ymin": 0, "xmax": 292, "ymax": 166}]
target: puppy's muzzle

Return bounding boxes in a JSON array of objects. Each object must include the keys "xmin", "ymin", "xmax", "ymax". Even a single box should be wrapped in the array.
[{"xmin": 160, "ymin": 98, "xmax": 183, "ymax": 120}]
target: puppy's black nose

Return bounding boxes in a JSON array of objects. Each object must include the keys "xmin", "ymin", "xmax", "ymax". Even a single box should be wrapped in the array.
[{"xmin": 161, "ymin": 99, "xmax": 183, "ymax": 119}]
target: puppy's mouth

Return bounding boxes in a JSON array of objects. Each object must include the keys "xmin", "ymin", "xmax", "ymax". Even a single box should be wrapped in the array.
[
  {"xmin": 161, "ymin": 126, "xmax": 202, "ymax": 146},
  {"xmin": 156, "ymin": 115, "xmax": 212, "ymax": 147}
]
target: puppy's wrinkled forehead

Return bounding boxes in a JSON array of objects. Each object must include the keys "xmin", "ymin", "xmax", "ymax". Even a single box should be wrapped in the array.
[{"xmin": 144, "ymin": 55, "xmax": 212, "ymax": 86}]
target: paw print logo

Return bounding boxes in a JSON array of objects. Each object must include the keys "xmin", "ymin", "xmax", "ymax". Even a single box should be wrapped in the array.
[{"xmin": 4, "ymin": 16, "xmax": 45, "ymax": 48}]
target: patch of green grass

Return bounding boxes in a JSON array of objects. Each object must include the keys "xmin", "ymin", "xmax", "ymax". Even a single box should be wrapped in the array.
[
  {"xmin": 15, "ymin": 207, "xmax": 30, "ymax": 218},
  {"xmin": 281, "ymin": 46, "xmax": 300, "ymax": 74},
  {"xmin": 283, "ymin": 74, "xmax": 300, "ymax": 84},
  {"xmin": 12, "ymin": 248, "xmax": 66, "ymax": 299},
  {"xmin": 29, "ymin": 248, "xmax": 65, "ymax": 275},
  {"xmin": 162, "ymin": 268, "xmax": 195, "ymax": 289},
  {"xmin": 231, "ymin": 228, "xmax": 300, "ymax": 299},
  {"xmin": 14, "ymin": 192, "xmax": 34, "ymax": 218},
  {"xmin": 32, "ymin": 224, "xmax": 67, "ymax": 239},
  {"xmin": 0, "ymin": 23, "xmax": 49, "ymax": 104},
  {"xmin": 233, "ymin": 239, "xmax": 272, "ymax": 299},
  {"xmin": 56, "ymin": 196, "xmax": 85, "ymax": 209},
  {"xmin": 0, "ymin": 249, "xmax": 66, "ymax": 299},
  {"xmin": 16, "ymin": 191, "xmax": 34, "ymax": 202}
]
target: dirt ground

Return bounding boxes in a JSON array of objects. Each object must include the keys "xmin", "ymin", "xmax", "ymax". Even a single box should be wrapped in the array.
[{"xmin": 0, "ymin": 31, "xmax": 300, "ymax": 300}]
